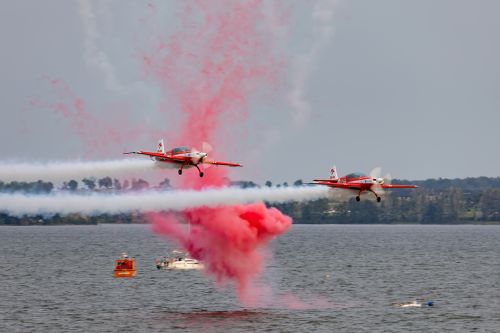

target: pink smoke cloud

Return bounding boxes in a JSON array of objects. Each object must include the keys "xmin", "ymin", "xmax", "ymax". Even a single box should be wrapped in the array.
[
  {"xmin": 32, "ymin": 77, "xmax": 164, "ymax": 158},
  {"xmin": 150, "ymin": 203, "xmax": 292, "ymax": 302},
  {"xmin": 37, "ymin": 1, "xmax": 306, "ymax": 305},
  {"xmin": 142, "ymin": 0, "xmax": 284, "ymax": 156},
  {"xmin": 141, "ymin": 1, "xmax": 295, "ymax": 302}
]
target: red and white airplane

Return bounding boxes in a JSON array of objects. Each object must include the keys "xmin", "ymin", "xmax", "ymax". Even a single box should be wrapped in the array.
[
  {"xmin": 125, "ymin": 139, "xmax": 242, "ymax": 177},
  {"xmin": 312, "ymin": 165, "xmax": 418, "ymax": 202}
]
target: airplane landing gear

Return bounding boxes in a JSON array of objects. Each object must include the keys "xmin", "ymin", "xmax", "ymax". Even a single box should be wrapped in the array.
[
  {"xmin": 178, "ymin": 164, "xmax": 186, "ymax": 175},
  {"xmin": 194, "ymin": 164, "xmax": 204, "ymax": 177},
  {"xmin": 356, "ymin": 189, "xmax": 363, "ymax": 202},
  {"xmin": 177, "ymin": 164, "xmax": 204, "ymax": 177},
  {"xmin": 368, "ymin": 189, "xmax": 382, "ymax": 203},
  {"xmin": 356, "ymin": 190, "xmax": 382, "ymax": 202}
]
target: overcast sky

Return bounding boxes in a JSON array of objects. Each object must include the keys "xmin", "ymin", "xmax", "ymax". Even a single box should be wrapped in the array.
[{"xmin": 1, "ymin": 0, "xmax": 499, "ymax": 183}]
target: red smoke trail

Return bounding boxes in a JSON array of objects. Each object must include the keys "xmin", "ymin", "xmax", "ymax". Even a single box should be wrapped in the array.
[
  {"xmin": 144, "ymin": 1, "xmax": 292, "ymax": 302},
  {"xmin": 38, "ymin": 1, "xmax": 293, "ymax": 303},
  {"xmin": 143, "ymin": 0, "xmax": 282, "ymax": 160},
  {"xmin": 150, "ymin": 203, "xmax": 291, "ymax": 301},
  {"xmin": 32, "ymin": 77, "xmax": 164, "ymax": 158}
]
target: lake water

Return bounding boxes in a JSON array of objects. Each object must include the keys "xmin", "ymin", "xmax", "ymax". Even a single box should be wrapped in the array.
[{"xmin": 1, "ymin": 224, "xmax": 499, "ymax": 332}]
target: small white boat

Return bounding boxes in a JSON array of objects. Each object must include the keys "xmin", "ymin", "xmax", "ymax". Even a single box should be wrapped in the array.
[
  {"xmin": 156, "ymin": 251, "xmax": 204, "ymax": 270},
  {"xmin": 396, "ymin": 300, "xmax": 422, "ymax": 308}
]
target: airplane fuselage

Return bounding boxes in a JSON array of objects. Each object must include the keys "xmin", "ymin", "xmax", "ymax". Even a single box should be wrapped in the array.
[
  {"xmin": 332, "ymin": 175, "xmax": 382, "ymax": 190},
  {"xmin": 125, "ymin": 141, "xmax": 242, "ymax": 178},
  {"xmin": 312, "ymin": 169, "xmax": 417, "ymax": 202}
]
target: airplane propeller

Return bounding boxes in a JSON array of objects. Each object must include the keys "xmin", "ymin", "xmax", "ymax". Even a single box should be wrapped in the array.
[
  {"xmin": 369, "ymin": 167, "xmax": 392, "ymax": 194},
  {"xmin": 189, "ymin": 142, "xmax": 214, "ymax": 168},
  {"xmin": 369, "ymin": 167, "xmax": 382, "ymax": 182},
  {"xmin": 202, "ymin": 142, "xmax": 213, "ymax": 154}
]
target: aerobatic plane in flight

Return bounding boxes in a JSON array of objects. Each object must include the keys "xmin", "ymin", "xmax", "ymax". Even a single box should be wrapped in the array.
[
  {"xmin": 125, "ymin": 139, "xmax": 242, "ymax": 177},
  {"xmin": 312, "ymin": 165, "xmax": 417, "ymax": 202}
]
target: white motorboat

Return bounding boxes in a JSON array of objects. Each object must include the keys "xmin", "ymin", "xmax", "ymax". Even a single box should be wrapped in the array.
[
  {"xmin": 396, "ymin": 300, "xmax": 422, "ymax": 308},
  {"xmin": 156, "ymin": 251, "xmax": 204, "ymax": 270}
]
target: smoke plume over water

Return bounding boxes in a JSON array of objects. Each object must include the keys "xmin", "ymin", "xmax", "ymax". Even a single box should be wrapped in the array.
[
  {"xmin": 30, "ymin": 1, "xmax": 317, "ymax": 305},
  {"xmin": 0, "ymin": 186, "xmax": 329, "ymax": 217},
  {"xmin": 0, "ymin": 159, "xmax": 153, "ymax": 182},
  {"xmin": 150, "ymin": 203, "xmax": 292, "ymax": 301},
  {"xmin": 140, "ymin": 0, "xmax": 295, "ymax": 302}
]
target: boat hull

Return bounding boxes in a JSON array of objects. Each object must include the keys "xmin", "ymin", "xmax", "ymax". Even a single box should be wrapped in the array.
[
  {"xmin": 162, "ymin": 263, "xmax": 204, "ymax": 270},
  {"xmin": 114, "ymin": 257, "xmax": 136, "ymax": 278},
  {"xmin": 156, "ymin": 259, "xmax": 204, "ymax": 270},
  {"xmin": 114, "ymin": 269, "xmax": 136, "ymax": 278}
]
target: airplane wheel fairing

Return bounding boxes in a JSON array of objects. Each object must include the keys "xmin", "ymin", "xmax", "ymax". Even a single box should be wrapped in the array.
[{"xmin": 356, "ymin": 196, "xmax": 360, "ymax": 202}]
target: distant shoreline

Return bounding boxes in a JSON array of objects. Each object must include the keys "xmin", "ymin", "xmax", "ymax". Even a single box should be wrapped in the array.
[
  {"xmin": 3, "ymin": 176, "xmax": 500, "ymax": 225},
  {"xmin": 2, "ymin": 221, "xmax": 500, "ymax": 226}
]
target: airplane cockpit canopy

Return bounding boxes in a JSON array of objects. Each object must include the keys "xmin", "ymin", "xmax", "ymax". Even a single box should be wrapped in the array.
[
  {"xmin": 346, "ymin": 172, "xmax": 367, "ymax": 179},
  {"xmin": 172, "ymin": 146, "xmax": 191, "ymax": 154}
]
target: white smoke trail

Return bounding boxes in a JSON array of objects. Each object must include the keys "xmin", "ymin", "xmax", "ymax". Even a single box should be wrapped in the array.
[
  {"xmin": 0, "ymin": 186, "xmax": 330, "ymax": 217},
  {"xmin": 78, "ymin": 0, "xmax": 123, "ymax": 92},
  {"xmin": 0, "ymin": 159, "xmax": 154, "ymax": 182},
  {"xmin": 288, "ymin": 0, "xmax": 337, "ymax": 126}
]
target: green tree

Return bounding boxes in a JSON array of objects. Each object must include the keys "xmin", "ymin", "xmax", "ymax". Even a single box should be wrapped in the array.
[
  {"xmin": 131, "ymin": 178, "xmax": 149, "ymax": 191},
  {"xmin": 98, "ymin": 177, "xmax": 113, "ymax": 189},
  {"xmin": 113, "ymin": 179, "xmax": 122, "ymax": 190},
  {"xmin": 82, "ymin": 178, "xmax": 96, "ymax": 190},
  {"xmin": 158, "ymin": 178, "xmax": 171, "ymax": 190},
  {"xmin": 68, "ymin": 180, "xmax": 78, "ymax": 191},
  {"xmin": 478, "ymin": 189, "xmax": 500, "ymax": 221}
]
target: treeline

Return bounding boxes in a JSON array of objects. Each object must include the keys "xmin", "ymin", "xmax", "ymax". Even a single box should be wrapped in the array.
[
  {"xmin": 274, "ymin": 187, "xmax": 500, "ymax": 224},
  {"xmin": 230, "ymin": 178, "xmax": 500, "ymax": 223},
  {"xmin": 1, "ymin": 177, "xmax": 500, "ymax": 225},
  {"xmin": 0, "ymin": 177, "xmax": 171, "ymax": 194},
  {"xmin": 0, "ymin": 177, "xmax": 169, "ymax": 225}
]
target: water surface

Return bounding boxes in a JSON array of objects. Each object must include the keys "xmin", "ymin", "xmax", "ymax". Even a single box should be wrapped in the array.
[{"xmin": 1, "ymin": 224, "xmax": 499, "ymax": 332}]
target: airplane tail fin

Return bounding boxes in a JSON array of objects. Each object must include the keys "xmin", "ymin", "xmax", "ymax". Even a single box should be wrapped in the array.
[
  {"xmin": 329, "ymin": 165, "xmax": 339, "ymax": 181},
  {"xmin": 156, "ymin": 139, "xmax": 165, "ymax": 154}
]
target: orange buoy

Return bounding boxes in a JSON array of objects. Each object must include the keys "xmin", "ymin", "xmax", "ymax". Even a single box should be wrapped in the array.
[{"xmin": 114, "ymin": 253, "xmax": 136, "ymax": 278}]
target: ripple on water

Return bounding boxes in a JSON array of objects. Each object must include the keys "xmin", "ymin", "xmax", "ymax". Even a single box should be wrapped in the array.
[{"xmin": 0, "ymin": 224, "xmax": 499, "ymax": 332}]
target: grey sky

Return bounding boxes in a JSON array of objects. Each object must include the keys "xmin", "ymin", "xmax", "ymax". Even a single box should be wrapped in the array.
[{"xmin": 1, "ymin": 1, "xmax": 499, "ymax": 184}]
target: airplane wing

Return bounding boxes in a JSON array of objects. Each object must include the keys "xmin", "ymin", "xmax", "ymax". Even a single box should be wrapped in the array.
[
  {"xmin": 203, "ymin": 160, "xmax": 243, "ymax": 167},
  {"xmin": 123, "ymin": 151, "xmax": 186, "ymax": 163},
  {"xmin": 312, "ymin": 179, "xmax": 337, "ymax": 183},
  {"xmin": 312, "ymin": 181, "xmax": 361, "ymax": 190},
  {"xmin": 381, "ymin": 184, "xmax": 418, "ymax": 189}
]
